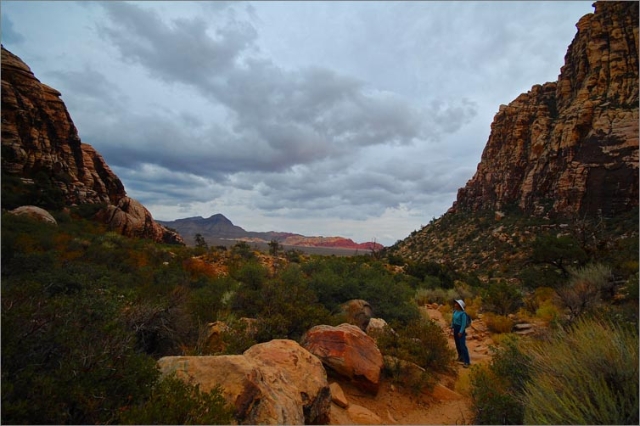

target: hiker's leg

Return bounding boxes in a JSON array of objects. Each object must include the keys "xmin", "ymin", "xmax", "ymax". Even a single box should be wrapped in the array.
[
  {"xmin": 460, "ymin": 331, "xmax": 470, "ymax": 365},
  {"xmin": 453, "ymin": 326, "xmax": 463, "ymax": 359}
]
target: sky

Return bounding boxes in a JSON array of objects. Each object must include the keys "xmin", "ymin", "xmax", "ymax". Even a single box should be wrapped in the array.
[{"xmin": 1, "ymin": 1, "xmax": 595, "ymax": 246}]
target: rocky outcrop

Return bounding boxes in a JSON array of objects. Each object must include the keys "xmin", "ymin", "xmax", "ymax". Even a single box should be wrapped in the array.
[
  {"xmin": 157, "ymin": 340, "xmax": 331, "ymax": 425},
  {"xmin": 1, "ymin": 46, "xmax": 125, "ymax": 206},
  {"xmin": 301, "ymin": 323, "xmax": 384, "ymax": 395},
  {"xmin": 454, "ymin": 1, "xmax": 638, "ymax": 219},
  {"xmin": 1, "ymin": 46, "xmax": 183, "ymax": 245},
  {"xmin": 94, "ymin": 197, "xmax": 183, "ymax": 244},
  {"xmin": 334, "ymin": 299, "xmax": 373, "ymax": 332},
  {"xmin": 8, "ymin": 205, "xmax": 57, "ymax": 225}
]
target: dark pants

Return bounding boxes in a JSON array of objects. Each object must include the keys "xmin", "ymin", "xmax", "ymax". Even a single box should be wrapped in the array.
[{"xmin": 453, "ymin": 325, "xmax": 470, "ymax": 365}]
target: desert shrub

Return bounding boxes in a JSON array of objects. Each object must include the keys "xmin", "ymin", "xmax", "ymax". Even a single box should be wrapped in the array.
[
  {"xmin": 122, "ymin": 286, "xmax": 198, "ymax": 357},
  {"xmin": 523, "ymin": 318, "xmax": 639, "ymax": 424},
  {"xmin": 188, "ymin": 276, "xmax": 239, "ymax": 324},
  {"xmin": 416, "ymin": 287, "xmax": 447, "ymax": 305},
  {"xmin": 232, "ymin": 263, "xmax": 331, "ymax": 342},
  {"xmin": 534, "ymin": 300, "xmax": 562, "ymax": 325},
  {"xmin": 230, "ymin": 241, "xmax": 255, "ymax": 260},
  {"xmin": 119, "ymin": 374, "xmax": 234, "ymax": 425},
  {"xmin": 624, "ymin": 272, "xmax": 640, "ymax": 303},
  {"xmin": 219, "ymin": 317, "xmax": 259, "ymax": 355},
  {"xmin": 1, "ymin": 281, "xmax": 160, "ymax": 424},
  {"xmin": 470, "ymin": 335, "xmax": 532, "ymax": 424},
  {"xmin": 555, "ymin": 263, "xmax": 613, "ymax": 321},
  {"xmin": 383, "ymin": 356, "xmax": 435, "ymax": 394},
  {"xmin": 405, "ymin": 260, "xmax": 455, "ymax": 289},
  {"xmin": 481, "ymin": 280, "xmax": 523, "ymax": 315},
  {"xmin": 483, "ymin": 313, "xmax": 514, "ymax": 334},
  {"xmin": 305, "ymin": 257, "xmax": 420, "ymax": 326},
  {"xmin": 531, "ymin": 234, "xmax": 589, "ymax": 277},
  {"xmin": 377, "ymin": 318, "xmax": 455, "ymax": 375},
  {"xmin": 413, "ymin": 287, "xmax": 430, "ymax": 305}
]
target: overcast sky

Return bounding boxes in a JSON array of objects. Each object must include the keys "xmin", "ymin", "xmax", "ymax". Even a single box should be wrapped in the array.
[{"xmin": 1, "ymin": 1, "xmax": 594, "ymax": 246}]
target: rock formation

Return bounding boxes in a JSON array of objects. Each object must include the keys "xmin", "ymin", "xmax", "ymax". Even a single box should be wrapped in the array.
[
  {"xmin": 454, "ymin": 1, "xmax": 638, "ymax": 219},
  {"xmin": 301, "ymin": 323, "xmax": 384, "ymax": 395},
  {"xmin": 157, "ymin": 340, "xmax": 331, "ymax": 425},
  {"xmin": 334, "ymin": 299, "xmax": 374, "ymax": 332},
  {"xmin": 1, "ymin": 46, "xmax": 183, "ymax": 245},
  {"xmin": 8, "ymin": 205, "xmax": 57, "ymax": 225}
]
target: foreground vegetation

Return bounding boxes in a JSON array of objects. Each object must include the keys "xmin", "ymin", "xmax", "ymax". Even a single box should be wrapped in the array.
[{"xmin": 2, "ymin": 207, "xmax": 638, "ymax": 424}]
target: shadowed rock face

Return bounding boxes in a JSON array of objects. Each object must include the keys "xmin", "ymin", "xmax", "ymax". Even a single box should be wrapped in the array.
[
  {"xmin": 454, "ymin": 1, "xmax": 638, "ymax": 219},
  {"xmin": 1, "ymin": 46, "xmax": 183, "ymax": 245}
]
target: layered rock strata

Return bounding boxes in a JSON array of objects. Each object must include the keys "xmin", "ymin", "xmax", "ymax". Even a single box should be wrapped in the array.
[{"xmin": 454, "ymin": 1, "xmax": 638, "ymax": 218}]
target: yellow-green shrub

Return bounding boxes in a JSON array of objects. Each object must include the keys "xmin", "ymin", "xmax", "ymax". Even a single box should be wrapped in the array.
[
  {"xmin": 535, "ymin": 300, "xmax": 561, "ymax": 325},
  {"xmin": 483, "ymin": 313, "xmax": 514, "ymax": 334},
  {"xmin": 524, "ymin": 318, "xmax": 638, "ymax": 424}
]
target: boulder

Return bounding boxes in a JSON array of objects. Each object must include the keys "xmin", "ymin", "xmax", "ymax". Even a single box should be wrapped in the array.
[
  {"xmin": 157, "ymin": 339, "xmax": 330, "ymax": 425},
  {"xmin": 95, "ymin": 196, "xmax": 183, "ymax": 244},
  {"xmin": 244, "ymin": 339, "xmax": 331, "ymax": 424},
  {"xmin": 9, "ymin": 205, "xmax": 57, "ymax": 225},
  {"xmin": 334, "ymin": 299, "xmax": 373, "ymax": 331},
  {"xmin": 301, "ymin": 323, "xmax": 383, "ymax": 395},
  {"xmin": 346, "ymin": 404, "xmax": 382, "ymax": 424},
  {"xmin": 366, "ymin": 317, "xmax": 395, "ymax": 339},
  {"xmin": 329, "ymin": 382, "xmax": 349, "ymax": 409}
]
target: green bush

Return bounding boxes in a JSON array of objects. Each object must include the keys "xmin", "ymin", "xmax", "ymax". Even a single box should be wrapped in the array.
[
  {"xmin": 555, "ymin": 263, "xmax": 613, "ymax": 320},
  {"xmin": 481, "ymin": 280, "xmax": 523, "ymax": 315},
  {"xmin": 469, "ymin": 335, "xmax": 532, "ymax": 424},
  {"xmin": 1, "ymin": 282, "xmax": 160, "ymax": 424},
  {"xmin": 523, "ymin": 318, "xmax": 639, "ymax": 425},
  {"xmin": 119, "ymin": 374, "xmax": 234, "ymax": 425},
  {"xmin": 376, "ymin": 318, "xmax": 455, "ymax": 375}
]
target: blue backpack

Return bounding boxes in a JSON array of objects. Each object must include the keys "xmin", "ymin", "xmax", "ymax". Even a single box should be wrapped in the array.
[{"xmin": 464, "ymin": 312, "xmax": 472, "ymax": 329}]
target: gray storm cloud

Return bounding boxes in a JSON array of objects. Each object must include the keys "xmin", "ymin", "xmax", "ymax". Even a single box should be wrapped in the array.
[{"xmin": 93, "ymin": 1, "xmax": 476, "ymax": 180}]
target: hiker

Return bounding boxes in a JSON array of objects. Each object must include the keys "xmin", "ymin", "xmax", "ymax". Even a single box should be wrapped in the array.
[{"xmin": 451, "ymin": 299, "xmax": 471, "ymax": 368}]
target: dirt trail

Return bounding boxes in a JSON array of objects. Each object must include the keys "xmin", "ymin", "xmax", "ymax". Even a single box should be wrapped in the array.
[{"xmin": 329, "ymin": 306, "xmax": 495, "ymax": 425}]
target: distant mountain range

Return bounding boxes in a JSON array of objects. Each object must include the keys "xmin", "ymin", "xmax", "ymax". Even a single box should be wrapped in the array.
[{"xmin": 157, "ymin": 214, "xmax": 385, "ymax": 250}]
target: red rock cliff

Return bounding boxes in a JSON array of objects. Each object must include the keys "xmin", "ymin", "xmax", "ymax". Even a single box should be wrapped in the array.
[
  {"xmin": 455, "ymin": 1, "xmax": 638, "ymax": 218},
  {"xmin": 1, "ymin": 46, "xmax": 183, "ymax": 244}
]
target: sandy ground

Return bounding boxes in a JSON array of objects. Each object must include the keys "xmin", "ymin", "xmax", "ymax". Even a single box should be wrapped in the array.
[{"xmin": 329, "ymin": 306, "xmax": 495, "ymax": 425}]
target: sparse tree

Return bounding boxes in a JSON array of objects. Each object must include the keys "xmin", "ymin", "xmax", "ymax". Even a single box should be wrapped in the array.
[
  {"xmin": 268, "ymin": 239, "xmax": 281, "ymax": 256},
  {"xmin": 194, "ymin": 233, "xmax": 208, "ymax": 250}
]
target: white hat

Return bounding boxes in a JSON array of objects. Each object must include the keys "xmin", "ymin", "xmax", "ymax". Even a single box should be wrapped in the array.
[{"xmin": 455, "ymin": 299, "xmax": 466, "ymax": 310}]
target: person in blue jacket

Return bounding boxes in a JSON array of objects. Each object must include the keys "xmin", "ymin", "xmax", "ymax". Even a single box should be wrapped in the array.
[{"xmin": 451, "ymin": 299, "xmax": 471, "ymax": 367}]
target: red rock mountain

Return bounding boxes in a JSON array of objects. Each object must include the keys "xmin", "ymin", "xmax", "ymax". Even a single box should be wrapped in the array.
[
  {"xmin": 453, "ymin": 1, "xmax": 638, "ymax": 218},
  {"xmin": 1, "ymin": 46, "xmax": 183, "ymax": 244}
]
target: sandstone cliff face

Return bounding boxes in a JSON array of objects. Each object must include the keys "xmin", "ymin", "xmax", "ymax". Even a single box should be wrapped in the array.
[
  {"xmin": 1, "ymin": 46, "xmax": 183, "ymax": 245},
  {"xmin": 1, "ymin": 47, "xmax": 126, "ymax": 205},
  {"xmin": 455, "ymin": 1, "xmax": 638, "ymax": 218}
]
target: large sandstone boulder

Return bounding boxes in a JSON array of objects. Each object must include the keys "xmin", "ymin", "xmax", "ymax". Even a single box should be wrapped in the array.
[
  {"xmin": 334, "ymin": 299, "xmax": 373, "ymax": 331},
  {"xmin": 158, "ymin": 339, "xmax": 330, "ymax": 425},
  {"xmin": 244, "ymin": 340, "xmax": 331, "ymax": 424},
  {"xmin": 8, "ymin": 205, "xmax": 57, "ymax": 225},
  {"xmin": 95, "ymin": 196, "xmax": 183, "ymax": 244},
  {"xmin": 301, "ymin": 323, "xmax": 383, "ymax": 395}
]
